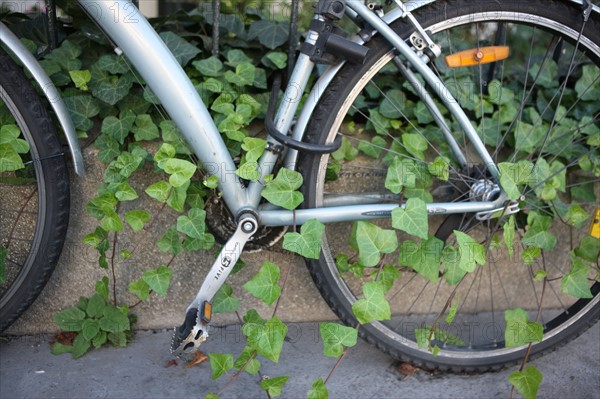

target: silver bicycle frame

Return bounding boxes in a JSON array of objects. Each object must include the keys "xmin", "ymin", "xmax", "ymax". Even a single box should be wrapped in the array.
[{"xmin": 78, "ymin": 0, "xmax": 504, "ymax": 227}]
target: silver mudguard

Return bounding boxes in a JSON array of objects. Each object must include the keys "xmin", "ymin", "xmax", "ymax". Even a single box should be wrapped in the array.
[{"xmin": 0, "ymin": 22, "xmax": 84, "ymax": 176}]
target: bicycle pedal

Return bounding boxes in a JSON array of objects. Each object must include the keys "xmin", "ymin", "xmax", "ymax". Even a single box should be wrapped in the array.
[{"xmin": 170, "ymin": 303, "xmax": 211, "ymax": 357}]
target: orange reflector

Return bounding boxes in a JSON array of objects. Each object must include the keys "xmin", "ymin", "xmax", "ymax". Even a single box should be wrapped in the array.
[
  {"xmin": 445, "ymin": 46, "xmax": 510, "ymax": 68},
  {"xmin": 201, "ymin": 301, "xmax": 212, "ymax": 323},
  {"xmin": 590, "ymin": 208, "xmax": 600, "ymax": 239}
]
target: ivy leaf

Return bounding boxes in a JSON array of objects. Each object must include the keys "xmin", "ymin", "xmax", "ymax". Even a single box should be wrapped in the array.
[
  {"xmin": 308, "ymin": 378, "xmax": 329, "ymax": 399},
  {"xmin": 248, "ymin": 19, "xmax": 289, "ymax": 49},
  {"xmin": 53, "ymin": 307, "xmax": 86, "ymax": 332},
  {"xmin": 504, "ymin": 308, "xmax": 543, "ymax": 348},
  {"xmin": 64, "ymin": 95, "xmax": 100, "ymax": 131},
  {"xmin": 145, "ymin": 181, "xmax": 171, "ymax": 203},
  {"xmin": 261, "ymin": 376, "xmax": 288, "ymax": 397},
  {"xmin": 142, "ymin": 265, "xmax": 173, "ymax": 296},
  {"xmin": 244, "ymin": 316, "xmax": 287, "ymax": 363},
  {"xmin": 428, "ymin": 156, "xmax": 450, "ymax": 181},
  {"xmin": 561, "ymin": 256, "xmax": 593, "ymax": 298},
  {"xmin": 129, "ymin": 279, "xmax": 151, "ymax": 301},
  {"xmin": 352, "ymin": 282, "xmax": 391, "ymax": 324},
  {"xmin": 574, "ymin": 236, "xmax": 600, "ymax": 263},
  {"xmin": 522, "ymin": 219, "xmax": 557, "ymax": 250},
  {"xmin": 192, "ymin": 56, "xmax": 223, "ymax": 77},
  {"xmin": 262, "ymin": 51, "xmax": 287, "ymax": 69},
  {"xmin": 95, "ymin": 54, "xmax": 129, "ymax": 74},
  {"xmin": 508, "ymin": 366, "xmax": 543, "ymax": 399},
  {"xmin": 377, "ymin": 264, "xmax": 401, "ymax": 292},
  {"xmin": 95, "ymin": 276, "xmax": 109, "ymax": 300},
  {"xmin": 332, "ymin": 136, "xmax": 358, "ymax": 162},
  {"xmin": 124, "ymin": 210, "xmax": 150, "ymax": 232},
  {"xmin": 355, "ymin": 221, "xmax": 398, "ymax": 267},
  {"xmin": 159, "ymin": 31, "xmax": 201, "ymax": 67},
  {"xmin": 392, "ymin": 198, "xmax": 428, "ymax": 239},
  {"xmin": 454, "ymin": 230, "xmax": 486, "ymax": 272},
  {"xmin": 379, "ymin": 89, "xmax": 406, "ymax": 119},
  {"xmin": 69, "ymin": 69, "xmax": 91, "ymax": 91},
  {"xmin": 177, "ymin": 208, "xmax": 208, "ymax": 239},
  {"xmin": 385, "ymin": 156, "xmax": 417, "ymax": 194},
  {"xmin": 261, "ymin": 168, "xmax": 304, "ymax": 210},
  {"xmin": 319, "ymin": 322, "xmax": 358, "ymax": 357},
  {"xmin": 224, "ymin": 62, "xmax": 255, "ymax": 87},
  {"xmin": 358, "ymin": 136, "xmax": 386, "ymax": 158},
  {"xmin": 442, "ymin": 245, "xmax": 466, "ymax": 285},
  {"xmin": 234, "ymin": 346, "xmax": 261, "ymax": 375},
  {"xmin": 132, "ymin": 114, "xmax": 159, "ymax": 141},
  {"xmin": 575, "ymin": 64, "xmax": 600, "ymax": 101},
  {"xmin": 0, "ymin": 144, "xmax": 23, "ymax": 172},
  {"xmin": 402, "ymin": 133, "xmax": 428, "ymax": 160},
  {"xmin": 101, "ymin": 110, "xmax": 135, "ymax": 144},
  {"xmin": 243, "ymin": 262, "xmax": 281, "ymax": 306},
  {"xmin": 92, "ymin": 72, "xmax": 134, "ymax": 106},
  {"xmin": 399, "ymin": 237, "xmax": 443, "ymax": 283},
  {"xmin": 212, "ymin": 284, "xmax": 240, "ymax": 313},
  {"xmin": 498, "ymin": 161, "xmax": 534, "ymax": 201},
  {"xmin": 241, "ymin": 137, "xmax": 267, "ymax": 163},
  {"xmin": 282, "ymin": 219, "xmax": 325, "ymax": 259},
  {"xmin": 563, "ymin": 204, "xmax": 590, "ymax": 228},
  {"xmin": 115, "ymin": 182, "xmax": 138, "ymax": 201},
  {"xmin": 162, "ymin": 158, "xmax": 197, "ymax": 188},
  {"xmin": 208, "ymin": 353, "xmax": 233, "ymax": 380},
  {"xmin": 157, "ymin": 225, "xmax": 182, "ymax": 256},
  {"xmin": 503, "ymin": 215, "xmax": 516, "ymax": 258},
  {"xmin": 100, "ymin": 206, "xmax": 123, "ymax": 232}
]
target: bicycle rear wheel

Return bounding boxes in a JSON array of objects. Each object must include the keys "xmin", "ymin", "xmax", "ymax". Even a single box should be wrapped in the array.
[
  {"xmin": 0, "ymin": 48, "xmax": 70, "ymax": 332},
  {"xmin": 299, "ymin": 0, "xmax": 600, "ymax": 370}
]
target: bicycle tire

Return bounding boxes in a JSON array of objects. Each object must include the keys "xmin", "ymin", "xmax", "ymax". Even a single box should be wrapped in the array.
[
  {"xmin": 0, "ymin": 48, "xmax": 70, "ymax": 332},
  {"xmin": 298, "ymin": 0, "xmax": 600, "ymax": 370}
]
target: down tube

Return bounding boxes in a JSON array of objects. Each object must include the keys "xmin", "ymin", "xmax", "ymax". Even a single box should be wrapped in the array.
[{"xmin": 77, "ymin": 0, "xmax": 248, "ymax": 215}]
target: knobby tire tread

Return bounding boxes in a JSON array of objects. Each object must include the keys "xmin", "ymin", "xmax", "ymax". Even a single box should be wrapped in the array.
[{"xmin": 0, "ymin": 48, "xmax": 70, "ymax": 332}]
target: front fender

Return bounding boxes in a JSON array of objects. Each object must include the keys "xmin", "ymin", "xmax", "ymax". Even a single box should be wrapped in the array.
[{"xmin": 0, "ymin": 22, "xmax": 84, "ymax": 176}]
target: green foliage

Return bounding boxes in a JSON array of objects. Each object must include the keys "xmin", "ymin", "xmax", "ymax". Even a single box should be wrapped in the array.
[
  {"xmin": 282, "ymin": 219, "xmax": 325, "ymax": 259},
  {"xmin": 243, "ymin": 262, "xmax": 282, "ymax": 305},
  {"xmin": 508, "ymin": 366, "xmax": 543, "ymax": 399},
  {"xmin": 261, "ymin": 168, "xmax": 304, "ymax": 210},
  {"xmin": 391, "ymin": 198, "xmax": 429, "ymax": 239},
  {"xmin": 354, "ymin": 221, "xmax": 398, "ymax": 267},
  {"xmin": 352, "ymin": 282, "xmax": 391, "ymax": 325},
  {"xmin": 209, "ymin": 353, "xmax": 234, "ymax": 380},
  {"xmin": 52, "ymin": 294, "xmax": 131, "ymax": 358},
  {"xmin": 320, "ymin": 322, "xmax": 358, "ymax": 357},
  {"xmin": 260, "ymin": 376, "xmax": 289, "ymax": 397},
  {"xmin": 243, "ymin": 315, "xmax": 288, "ymax": 363},
  {"xmin": 308, "ymin": 378, "xmax": 329, "ymax": 399},
  {"xmin": 504, "ymin": 308, "xmax": 543, "ymax": 348}
]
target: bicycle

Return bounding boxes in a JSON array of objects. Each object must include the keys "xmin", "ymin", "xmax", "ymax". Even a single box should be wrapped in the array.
[{"xmin": 1, "ymin": 0, "xmax": 599, "ymax": 372}]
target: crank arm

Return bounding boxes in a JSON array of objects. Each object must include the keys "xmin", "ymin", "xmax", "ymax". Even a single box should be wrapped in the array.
[{"xmin": 171, "ymin": 213, "xmax": 258, "ymax": 357}]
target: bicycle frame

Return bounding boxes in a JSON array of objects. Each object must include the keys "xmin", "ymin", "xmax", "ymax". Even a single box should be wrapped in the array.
[{"xmin": 77, "ymin": 0, "xmax": 507, "ymax": 227}]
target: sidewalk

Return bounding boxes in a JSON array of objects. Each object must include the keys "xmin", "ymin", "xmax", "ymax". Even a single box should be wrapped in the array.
[{"xmin": 1, "ymin": 322, "xmax": 599, "ymax": 399}]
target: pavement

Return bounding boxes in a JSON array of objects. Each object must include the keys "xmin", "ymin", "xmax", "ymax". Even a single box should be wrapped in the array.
[{"xmin": 1, "ymin": 321, "xmax": 599, "ymax": 399}]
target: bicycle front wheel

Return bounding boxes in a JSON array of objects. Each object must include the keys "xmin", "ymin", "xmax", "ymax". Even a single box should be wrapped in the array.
[
  {"xmin": 0, "ymin": 48, "xmax": 70, "ymax": 332},
  {"xmin": 299, "ymin": 0, "xmax": 600, "ymax": 370}
]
